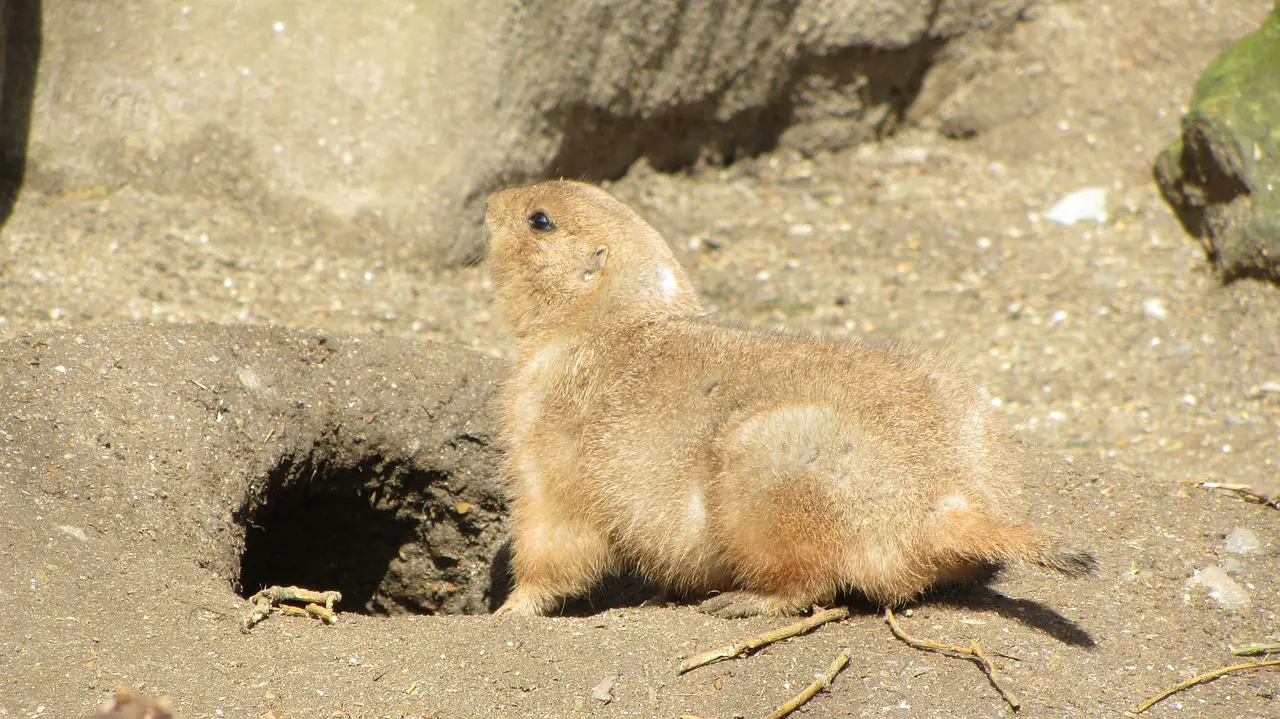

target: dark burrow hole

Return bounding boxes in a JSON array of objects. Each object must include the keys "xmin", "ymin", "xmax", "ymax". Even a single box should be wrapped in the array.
[{"xmin": 234, "ymin": 449, "xmax": 503, "ymax": 615}]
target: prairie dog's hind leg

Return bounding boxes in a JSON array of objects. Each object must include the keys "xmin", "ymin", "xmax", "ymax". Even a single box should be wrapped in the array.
[
  {"xmin": 705, "ymin": 405, "xmax": 860, "ymax": 619},
  {"xmin": 494, "ymin": 501, "xmax": 614, "ymax": 616}
]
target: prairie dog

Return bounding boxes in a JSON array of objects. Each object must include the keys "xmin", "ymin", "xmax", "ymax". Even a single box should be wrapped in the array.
[
  {"xmin": 91, "ymin": 688, "xmax": 177, "ymax": 719},
  {"xmin": 486, "ymin": 180, "xmax": 1094, "ymax": 618}
]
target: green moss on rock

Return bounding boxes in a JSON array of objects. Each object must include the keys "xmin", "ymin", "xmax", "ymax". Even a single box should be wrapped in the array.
[{"xmin": 1155, "ymin": 3, "xmax": 1280, "ymax": 281}]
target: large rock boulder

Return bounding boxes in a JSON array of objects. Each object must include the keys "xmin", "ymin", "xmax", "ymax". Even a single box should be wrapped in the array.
[
  {"xmin": 25, "ymin": 1, "xmax": 507, "ymax": 263},
  {"xmin": 491, "ymin": 0, "xmax": 1034, "ymax": 181},
  {"xmin": 1154, "ymin": 2, "xmax": 1280, "ymax": 282},
  {"xmin": 19, "ymin": 0, "xmax": 1034, "ymax": 265}
]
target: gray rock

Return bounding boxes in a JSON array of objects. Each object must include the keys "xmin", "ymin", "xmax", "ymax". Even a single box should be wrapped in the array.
[
  {"xmin": 22, "ymin": 0, "xmax": 1034, "ymax": 266},
  {"xmin": 1186, "ymin": 566, "xmax": 1251, "ymax": 611}
]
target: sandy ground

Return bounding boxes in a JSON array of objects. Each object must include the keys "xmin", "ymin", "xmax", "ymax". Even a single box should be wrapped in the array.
[{"xmin": 2, "ymin": 1, "xmax": 1278, "ymax": 718}]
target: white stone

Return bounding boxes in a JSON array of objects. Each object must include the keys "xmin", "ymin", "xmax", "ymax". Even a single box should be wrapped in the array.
[
  {"xmin": 1045, "ymin": 187, "xmax": 1108, "ymax": 226},
  {"xmin": 1224, "ymin": 527, "xmax": 1259, "ymax": 556},
  {"xmin": 58, "ymin": 525, "xmax": 89, "ymax": 542},
  {"xmin": 1186, "ymin": 566, "xmax": 1250, "ymax": 610}
]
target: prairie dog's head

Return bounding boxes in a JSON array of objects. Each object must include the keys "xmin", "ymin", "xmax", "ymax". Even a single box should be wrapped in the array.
[{"xmin": 485, "ymin": 180, "xmax": 702, "ymax": 337}]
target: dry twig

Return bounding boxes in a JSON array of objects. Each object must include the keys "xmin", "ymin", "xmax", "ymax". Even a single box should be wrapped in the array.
[
  {"xmin": 678, "ymin": 606, "xmax": 850, "ymax": 674},
  {"xmin": 1231, "ymin": 642, "xmax": 1280, "ymax": 657},
  {"xmin": 884, "ymin": 607, "xmax": 1020, "ymax": 712},
  {"xmin": 1183, "ymin": 480, "xmax": 1279, "ymax": 509},
  {"xmin": 1133, "ymin": 659, "xmax": 1280, "ymax": 713},
  {"xmin": 763, "ymin": 649, "xmax": 852, "ymax": 719},
  {"xmin": 244, "ymin": 585, "xmax": 342, "ymax": 629}
]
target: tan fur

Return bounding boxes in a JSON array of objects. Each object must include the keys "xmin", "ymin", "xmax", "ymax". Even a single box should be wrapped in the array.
[
  {"xmin": 486, "ymin": 180, "xmax": 1094, "ymax": 617},
  {"xmin": 92, "ymin": 688, "xmax": 177, "ymax": 719}
]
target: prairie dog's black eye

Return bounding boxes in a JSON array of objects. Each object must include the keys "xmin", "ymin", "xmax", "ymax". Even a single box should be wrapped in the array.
[{"xmin": 528, "ymin": 210, "xmax": 555, "ymax": 232}]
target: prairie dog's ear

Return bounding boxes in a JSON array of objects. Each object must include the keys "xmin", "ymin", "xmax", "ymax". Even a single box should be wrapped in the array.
[{"xmin": 583, "ymin": 246, "xmax": 608, "ymax": 281}]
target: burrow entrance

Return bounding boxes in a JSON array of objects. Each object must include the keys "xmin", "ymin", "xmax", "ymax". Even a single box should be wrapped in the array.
[{"xmin": 234, "ymin": 447, "xmax": 509, "ymax": 615}]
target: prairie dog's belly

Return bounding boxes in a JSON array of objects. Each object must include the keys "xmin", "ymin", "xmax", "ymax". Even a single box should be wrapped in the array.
[{"xmin": 504, "ymin": 341, "xmax": 590, "ymax": 505}]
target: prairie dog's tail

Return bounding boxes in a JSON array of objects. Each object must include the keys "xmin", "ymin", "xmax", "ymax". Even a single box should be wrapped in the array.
[
  {"xmin": 937, "ymin": 510, "xmax": 1098, "ymax": 577},
  {"xmin": 1031, "ymin": 544, "xmax": 1098, "ymax": 577}
]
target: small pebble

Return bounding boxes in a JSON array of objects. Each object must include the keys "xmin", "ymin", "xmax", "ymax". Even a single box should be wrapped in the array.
[
  {"xmin": 1246, "ymin": 381, "xmax": 1280, "ymax": 399},
  {"xmin": 237, "ymin": 367, "xmax": 265, "ymax": 392},
  {"xmin": 1142, "ymin": 298, "xmax": 1167, "ymax": 320},
  {"xmin": 592, "ymin": 675, "xmax": 616, "ymax": 704},
  {"xmin": 891, "ymin": 147, "xmax": 930, "ymax": 165},
  {"xmin": 58, "ymin": 525, "xmax": 89, "ymax": 542},
  {"xmin": 1224, "ymin": 527, "xmax": 1259, "ymax": 555},
  {"xmin": 1221, "ymin": 557, "xmax": 1246, "ymax": 576},
  {"xmin": 1045, "ymin": 187, "xmax": 1108, "ymax": 226},
  {"xmin": 1186, "ymin": 566, "xmax": 1250, "ymax": 611}
]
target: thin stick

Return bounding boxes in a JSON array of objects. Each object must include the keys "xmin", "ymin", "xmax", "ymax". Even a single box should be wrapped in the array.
[
  {"xmin": 1231, "ymin": 642, "xmax": 1280, "ymax": 657},
  {"xmin": 1183, "ymin": 480, "xmax": 1279, "ymax": 509},
  {"xmin": 678, "ymin": 607, "xmax": 850, "ymax": 674},
  {"xmin": 885, "ymin": 607, "xmax": 1020, "ymax": 712},
  {"xmin": 304, "ymin": 602, "xmax": 338, "ymax": 624},
  {"xmin": 763, "ymin": 649, "xmax": 852, "ymax": 719},
  {"xmin": 250, "ymin": 585, "xmax": 342, "ymax": 609},
  {"xmin": 1133, "ymin": 659, "xmax": 1280, "ymax": 714}
]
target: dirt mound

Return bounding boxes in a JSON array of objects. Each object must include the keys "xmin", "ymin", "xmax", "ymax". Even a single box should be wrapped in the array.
[{"xmin": 0, "ymin": 324, "xmax": 507, "ymax": 619}]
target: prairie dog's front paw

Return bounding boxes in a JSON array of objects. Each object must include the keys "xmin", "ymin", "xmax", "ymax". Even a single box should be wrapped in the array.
[{"xmin": 493, "ymin": 589, "xmax": 550, "ymax": 617}]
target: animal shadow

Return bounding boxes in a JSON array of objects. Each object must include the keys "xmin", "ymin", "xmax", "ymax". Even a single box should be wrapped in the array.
[
  {"xmin": 488, "ymin": 540, "xmax": 1096, "ymax": 647},
  {"xmin": 925, "ymin": 580, "xmax": 1097, "ymax": 649}
]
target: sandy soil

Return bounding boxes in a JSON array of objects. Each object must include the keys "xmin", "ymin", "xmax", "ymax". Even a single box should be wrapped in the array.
[{"xmin": 2, "ymin": 2, "xmax": 1278, "ymax": 718}]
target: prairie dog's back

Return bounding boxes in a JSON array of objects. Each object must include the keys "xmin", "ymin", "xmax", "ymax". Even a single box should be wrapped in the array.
[{"xmin": 578, "ymin": 317, "xmax": 1018, "ymax": 588}]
